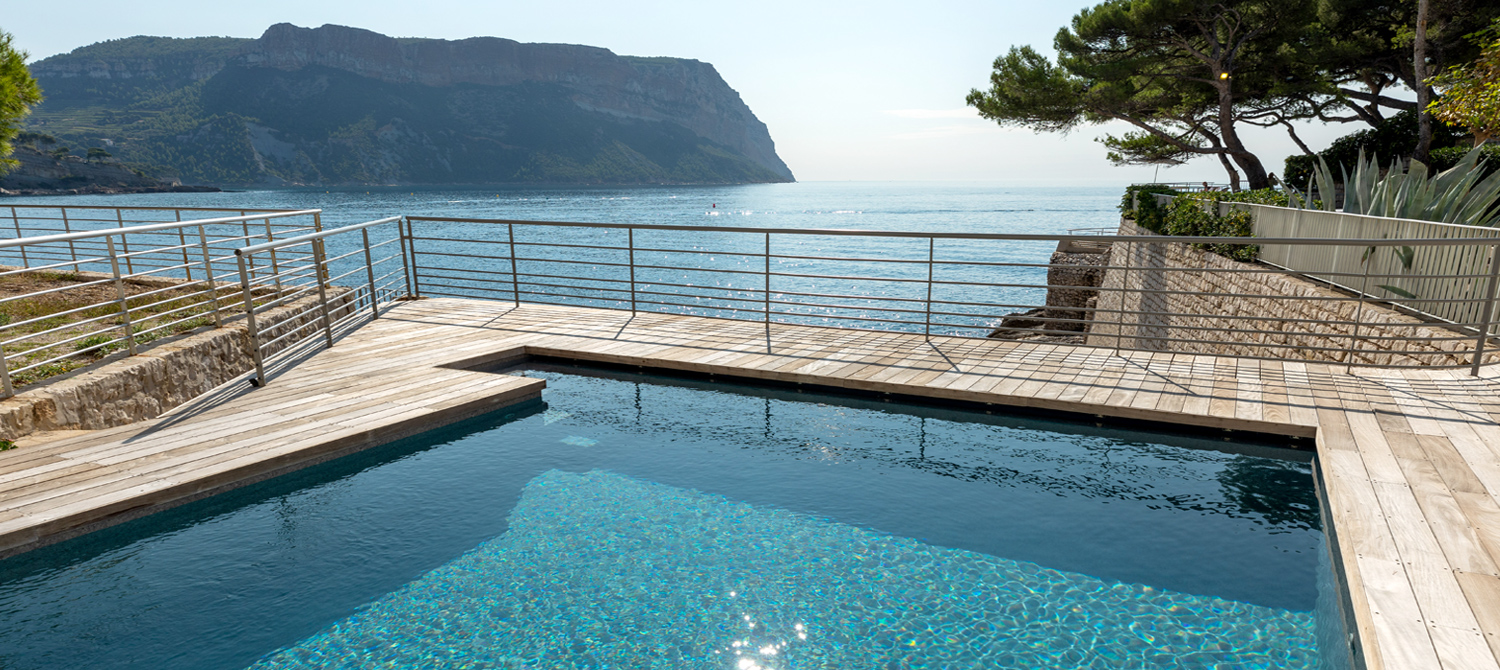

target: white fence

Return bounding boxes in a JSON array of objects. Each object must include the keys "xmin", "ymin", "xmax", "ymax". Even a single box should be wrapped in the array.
[{"xmin": 1240, "ymin": 203, "xmax": 1500, "ymax": 334}]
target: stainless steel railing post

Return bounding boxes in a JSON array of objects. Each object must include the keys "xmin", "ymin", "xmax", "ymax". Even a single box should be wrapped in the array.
[
  {"xmin": 10, "ymin": 206, "xmax": 27, "ymax": 268},
  {"xmin": 235, "ymin": 252, "xmax": 267, "ymax": 386},
  {"xmin": 1346, "ymin": 243, "xmax": 1375, "ymax": 374},
  {"xmin": 240, "ymin": 212, "xmax": 257, "ymax": 285},
  {"xmin": 628, "ymin": 227, "xmax": 637, "ymax": 313},
  {"xmin": 115, "ymin": 210, "xmax": 134, "ymax": 275},
  {"xmin": 198, "ymin": 225, "xmax": 224, "ymax": 328},
  {"xmin": 924, "ymin": 237, "xmax": 935, "ymax": 341},
  {"xmin": 0, "ymin": 346, "xmax": 13, "ymax": 398},
  {"xmin": 763, "ymin": 232, "xmax": 771, "ymax": 351},
  {"xmin": 176, "ymin": 210, "xmax": 192, "ymax": 282},
  {"xmin": 362, "ymin": 226, "xmax": 380, "ymax": 319},
  {"xmin": 1470, "ymin": 242, "xmax": 1500, "ymax": 376},
  {"xmin": 106, "ymin": 236, "xmax": 138, "ymax": 356},
  {"xmin": 312, "ymin": 238, "xmax": 336, "ymax": 348},
  {"xmin": 61, "ymin": 207, "xmax": 80, "ymax": 272},
  {"xmin": 1117, "ymin": 238, "xmax": 1133, "ymax": 353},
  {"xmin": 508, "ymin": 223, "xmax": 520, "ymax": 306},
  {"xmin": 265, "ymin": 217, "xmax": 282, "ymax": 295},
  {"xmin": 398, "ymin": 217, "xmax": 416, "ymax": 297},
  {"xmin": 406, "ymin": 218, "xmax": 424, "ymax": 298}
]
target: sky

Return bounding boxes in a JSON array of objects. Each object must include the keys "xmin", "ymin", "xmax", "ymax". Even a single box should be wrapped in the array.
[{"xmin": 3, "ymin": 0, "xmax": 1376, "ymax": 185}]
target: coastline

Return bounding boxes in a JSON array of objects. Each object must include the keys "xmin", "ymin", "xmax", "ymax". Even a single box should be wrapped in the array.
[{"xmin": 0, "ymin": 184, "xmax": 221, "ymax": 198}]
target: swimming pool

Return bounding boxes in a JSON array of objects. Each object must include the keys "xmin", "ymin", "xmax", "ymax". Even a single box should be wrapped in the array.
[{"xmin": 0, "ymin": 364, "xmax": 1346, "ymax": 669}]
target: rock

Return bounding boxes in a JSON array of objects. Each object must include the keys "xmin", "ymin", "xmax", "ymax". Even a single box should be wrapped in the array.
[
  {"xmin": 1042, "ymin": 251, "xmax": 1107, "ymax": 331},
  {"xmin": 988, "ymin": 249, "xmax": 1108, "ymax": 340}
]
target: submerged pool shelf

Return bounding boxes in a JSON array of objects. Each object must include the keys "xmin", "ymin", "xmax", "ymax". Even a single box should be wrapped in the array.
[{"xmin": 1, "ymin": 298, "xmax": 1497, "ymax": 670}]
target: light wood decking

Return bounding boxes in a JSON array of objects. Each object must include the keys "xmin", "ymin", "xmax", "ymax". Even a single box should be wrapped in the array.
[{"xmin": 5, "ymin": 297, "xmax": 1500, "ymax": 670}]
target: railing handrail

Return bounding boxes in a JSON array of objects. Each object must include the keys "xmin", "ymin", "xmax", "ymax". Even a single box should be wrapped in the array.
[
  {"xmin": 0, "ymin": 209, "xmax": 324, "ymax": 250},
  {"xmin": 404, "ymin": 215, "xmax": 1498, "ymax": 248},
  {"xmin": 236, "ymin": 217, "xmax": 402, "ymax": 256}
]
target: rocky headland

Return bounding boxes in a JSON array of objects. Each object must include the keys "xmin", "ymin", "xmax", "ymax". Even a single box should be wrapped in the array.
[
  {"xmin": 23, "ymin": 24, "xmax": 794, "ymax": 187},
  {"xmin": 0, "ymin": 145, "xmax": 219, "ymax": 197}
]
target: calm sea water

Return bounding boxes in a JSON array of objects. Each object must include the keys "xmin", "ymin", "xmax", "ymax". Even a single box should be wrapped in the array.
[{"xmin": 1, "ymin": 182, "xmax": 1125, "ymax": 232}]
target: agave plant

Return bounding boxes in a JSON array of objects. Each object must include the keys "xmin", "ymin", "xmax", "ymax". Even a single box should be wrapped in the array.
[
  {"xmin": 1283, "ymin": 147, "xmax": 1500, "ymax": 303},
  {"xmin": 1285, "ymin": 147, "xmax": 1500, "ymax": 227}
]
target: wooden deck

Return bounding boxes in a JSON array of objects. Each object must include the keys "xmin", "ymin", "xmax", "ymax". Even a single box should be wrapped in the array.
[{"xmin": 6, "ymin": 297, "xmax": 1500, "ymax": 670}]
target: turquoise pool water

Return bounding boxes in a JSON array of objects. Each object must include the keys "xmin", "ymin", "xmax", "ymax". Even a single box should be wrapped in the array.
[{"xmin": 0, "ymin": 364, "xmax": 1344, "ymax": 669}]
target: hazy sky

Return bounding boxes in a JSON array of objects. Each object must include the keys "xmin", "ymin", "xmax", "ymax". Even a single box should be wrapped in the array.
[{"xmin": 4, "ymin": 0, "xmax": 1369, "ymax": 185}]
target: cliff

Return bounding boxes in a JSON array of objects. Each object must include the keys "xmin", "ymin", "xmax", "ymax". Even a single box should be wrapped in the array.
[{"xmin": 24, "ymin": 24, "xmax": 794, "ymax": 186}]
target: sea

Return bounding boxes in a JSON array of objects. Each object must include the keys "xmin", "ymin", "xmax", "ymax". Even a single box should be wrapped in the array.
[
  {"xmin": 1, "ymin": 182, "xmax": 1125, "ymax": 233},
  {"xmin": 2, "ymin": 182, "xmax": 1128, "ymax": 336}
]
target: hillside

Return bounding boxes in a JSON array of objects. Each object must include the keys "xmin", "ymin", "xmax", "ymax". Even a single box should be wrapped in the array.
[{"xmin": 23, "ymin": 24, "xmax": 794, "ymax": 186}]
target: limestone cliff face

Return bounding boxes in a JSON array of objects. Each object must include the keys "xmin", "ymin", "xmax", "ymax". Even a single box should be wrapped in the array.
[
  {"xmin": 25, "ymin": 25, "xmax": 793, "ymax": 185},
  {"xmin": 27, "ymin": 36, "xmax": 249, "ymax": 100},
  {"xmin": 240, "ymin": 24, "xmax": 791, "ymax": 180}
]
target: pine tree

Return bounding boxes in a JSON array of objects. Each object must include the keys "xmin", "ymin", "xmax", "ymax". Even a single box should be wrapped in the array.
[{"xmin": 0, "ymin": 29, "xmax": 43, "ymax": 175}]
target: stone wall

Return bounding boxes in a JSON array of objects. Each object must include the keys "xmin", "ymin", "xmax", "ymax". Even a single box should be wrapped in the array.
[
  {"xmin": 0, "ymin": 290, "xmax": 361, "ymax": 440},
  {"xmin": 1086, "ymin": 220, "xmax": 1497, "ymax": 367}
]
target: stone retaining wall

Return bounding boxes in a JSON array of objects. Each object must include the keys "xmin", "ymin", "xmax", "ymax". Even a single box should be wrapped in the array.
[
  {"xmin": 1085, "ymin": 220, "xmax": 1497, "ymax": 367},
  {"xmin": 0, "ymin": 290, "xmax": 361, "ymax": 440}
]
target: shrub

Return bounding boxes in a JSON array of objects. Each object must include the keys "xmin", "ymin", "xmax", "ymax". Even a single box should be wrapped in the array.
[
  {"xmin": 1160, "ymin": 196, "xmax": 1259, "ymax": 262},
  {"xmin": 1120, "ymin": 184, "xmax": 1179, "ymax": 233},
  {"xmin": 1428, "ymin": 144, "xmax": 1500, "ymax": 179},
  {"xmin": 1283, "ymin": 154, "xmax": 1316, "ymax": 187},
  {"xmin": 1209, "ymin": 188, "xmax": 1289, "ymax": 207},
  {"xmin": 1145, "ymin": 189, "xmax": 1282, "ymax": 262}
]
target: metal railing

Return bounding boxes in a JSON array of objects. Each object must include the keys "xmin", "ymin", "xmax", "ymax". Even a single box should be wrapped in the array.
[
  {"xmin": 8, "ymin": 204, "xmax": 1494, "ymax": 393},
  {"xmin": 1149, "ymin": 194, "xmax": 1500, "ymax": 339},
  {"xmin": 0, "ymin": 209, "xmax": 323, "ymax": 396},
  {"xmin": 1, "ymin": 204, "xmax": 314, "ymax": 273},
  {"xmin": 402, "ymin": 216, "xmax": 1500, "ymax": 373},
  {"xmin": 235, "ymin": 217, "xmax": 408, "ymax": 386},
  {"xmin": 1243, "ymin": 202, "xmax": 1500, "ymax": 329},
  {"xmin": 1135, "ymin": 182, "xmax": 1235, "ymax": 193}
]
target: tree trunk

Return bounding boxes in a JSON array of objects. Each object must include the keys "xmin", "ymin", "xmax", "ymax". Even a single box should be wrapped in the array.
[
  {"xmin": 1216, "ymin": 151, "xmax": 1243, "ymax": 191},
  {"xmin": 1214, "ymin": 80, "xmax": 1270, "ymax": 189},
  {"xmin": 1414, "ymin": 0, "xmax": 1433, "ymax": 165}
]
